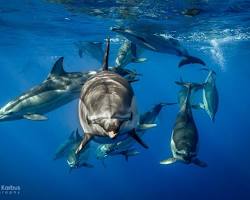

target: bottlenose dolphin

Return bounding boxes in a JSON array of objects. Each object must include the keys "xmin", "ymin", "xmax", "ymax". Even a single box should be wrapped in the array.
[
  {"xmin": 96, "ymin": 102, "xmax": 174, "ymax": 161},
  {"xmin": 160, "ymin": 83, "xmax": 207, "ymax": 167},
  {"xmin": 115, "ymin": 40, "xmax": 146, "ymax": 68},
  {"xmin": 76, "ymin": 38, "xmax": 147, "ymax": 154},
  {"xmin": 0, "ymin": 57, "xmax": 95, "ymax": 121},
  {"xmin": 198, "ymin": 69, "xmax": 219, "ymax": 122},
  {"xmin": 54, "ymin": 129, "xmax": 93, "ymax": 171},
  {"xmin": 111, "ymin": 27, "xmax": 206, "ymax": 67},
  {"xmin": 75, "ymin": 41, "xmax": 104, "ymax": 62}
]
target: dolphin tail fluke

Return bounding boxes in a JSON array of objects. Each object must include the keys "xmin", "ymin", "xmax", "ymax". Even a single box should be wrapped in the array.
[
  {"xmin": 192, "ymin": 158, "xmax": 207, "ymax": 168},
  {"xmin": 129, "ymin": 129, "xmax": 149, "ymax": 149},
  {"xmin": 160, "ymin": 157, "xmax": 177, "ymax": 165},
  {"xmin": 102, "ymin": 37, "xmax": 110, "ymax": 71},
  {"xmin": 178, "ymin": 55, "xmax": 206, "ymax": 67},
  {"xmin": 75, "ymin": 133, "xmax": 92, "ymax": 155}
]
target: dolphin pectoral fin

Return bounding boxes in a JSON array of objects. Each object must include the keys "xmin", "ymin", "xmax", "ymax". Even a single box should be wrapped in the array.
[
  {"xmin": 23, "ymin": 114, "xmax": 47, "ymax": 121},
  {"xmin": 138, "ymin": 123, "xmax": 157, "ymax": 130},
  {"xmin": 160, "ymin": 157, "xmax": 177, "ymax": 165},
  {"xmin": 75, "ymin": 133, "xmax": 92, "ymax": 155},
  {"xmin": 178, "ymin": 56, "xmax": 206, "ymax": 67},
  {"xmin": 133, "ymin": 58, "xmax": 147, "ymax": 63},
  {"xmin": 192, "ymin": 158, "xmax": 207, "ymax": 168},
  {"xmin": 129, "ymin": 129, "xmax": 149, "ymax": 149}
]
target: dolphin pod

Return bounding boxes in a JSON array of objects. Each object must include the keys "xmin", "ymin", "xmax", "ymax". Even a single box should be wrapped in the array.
[{"xmin": 1, "ymin": 25, "xmax": 218, "ymax": 170}]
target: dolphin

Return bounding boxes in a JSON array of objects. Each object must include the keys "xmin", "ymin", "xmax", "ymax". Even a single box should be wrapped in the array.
[
  {"xmin": 198, "ymin": 69, "xmax": 219, "ymax": 122},
  {"xmin": 111, "ymin": 27, "xmax": 206, "ymax": 67},
  {"xmin": 76, "ymin": 38, "xmax": 148, "ymax": 154},
  {"xmin": 115, "ymin": 40, "xmax": 146, "ymax": 68},
  {"xmin": 0, "ymin": 57, "xmax": 95, "ymax": 121},
  {"xmin": 74, "ymin": 41, "xmax": 104, "ymax": 62},
  {"xmin": 160, "ymin": 83, "xmax": 207, "ymax": 167},
  {"xmin": 54, "ymin": 129, "xmax": 94, "ymax": 171},
  {"xmin": 95, "ymin": 102, "xmax": 174, "ymax": 161}
]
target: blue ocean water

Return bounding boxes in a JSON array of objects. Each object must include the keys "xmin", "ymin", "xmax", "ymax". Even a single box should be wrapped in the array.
[{"xmin": 0, "ymin": 0, "xmax": 250, "ymax": 199}]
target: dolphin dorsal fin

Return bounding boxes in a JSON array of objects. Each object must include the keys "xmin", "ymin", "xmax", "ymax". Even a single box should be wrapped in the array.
[
  {"xmin": 102, "ymin": 38, "xmax": 110, "ymax": 71},
  {"xmin": 50, "ymin": 57, "xmax": 66, "ymax": 76}
]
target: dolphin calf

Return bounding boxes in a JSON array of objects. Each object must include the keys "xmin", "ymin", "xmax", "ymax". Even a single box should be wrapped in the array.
[
  {"xmin": 74, "ymin": 41, "xmax": 104, "ymax": 62},
  {"xmin": 111, "ymin": 27, "xmax": 205, "ymax": 67},
  {"xmin": 76, "ymin": 38, "xmax": 147, "ymax": 154},
  {"xmin": 0, "ymin": 57, "xmax": 95, "ymax": 121},
  {"xmin": 199, "ymin": 69, "xmax": 219, "ymax": 122},
  {"xmin": 115, "ymin": 40, "xmax": 146, "ymax": 68},
  {"xmin": 160, "ymin": 83, "xmax": 207, "ymax": 167},
  {"xmin": 95, "ymin": 102, "xmax": 174, "ymax": 161},
  {"xmin": 54, "ymin": 129, "xmax": 93, "ymax": 171}
]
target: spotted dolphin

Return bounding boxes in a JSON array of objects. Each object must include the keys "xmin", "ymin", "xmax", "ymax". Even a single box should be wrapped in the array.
[
  {"xmin": 76, "ymin": 38, "xmax": 148, "ymax": 154},
  {"xmin": 111, "ymin": 27, "xmax": 206, "ymax": 67},
  {"xmin": 0, "ymin": 57, "xmax": 95, "ymax": 121},
  {"xmin": 160, "ymin": 83, "xmax": 207, "ymax": 167}
]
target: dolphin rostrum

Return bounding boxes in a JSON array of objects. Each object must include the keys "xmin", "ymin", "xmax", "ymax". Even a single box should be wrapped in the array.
[
  {"xmin": 111, "ymin": 27, "xmax": 205, "ymax": 68},
  {"xmin": 0, "ymin": 57, "xmax": 95, "ymax": 121},
  {"xmin": 76, "ymin": 38, "xmax": 148, "ymax": 154},
  {"xmin": 160, "ymin": 82, "xmax": 207, "ymax": 167}
]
